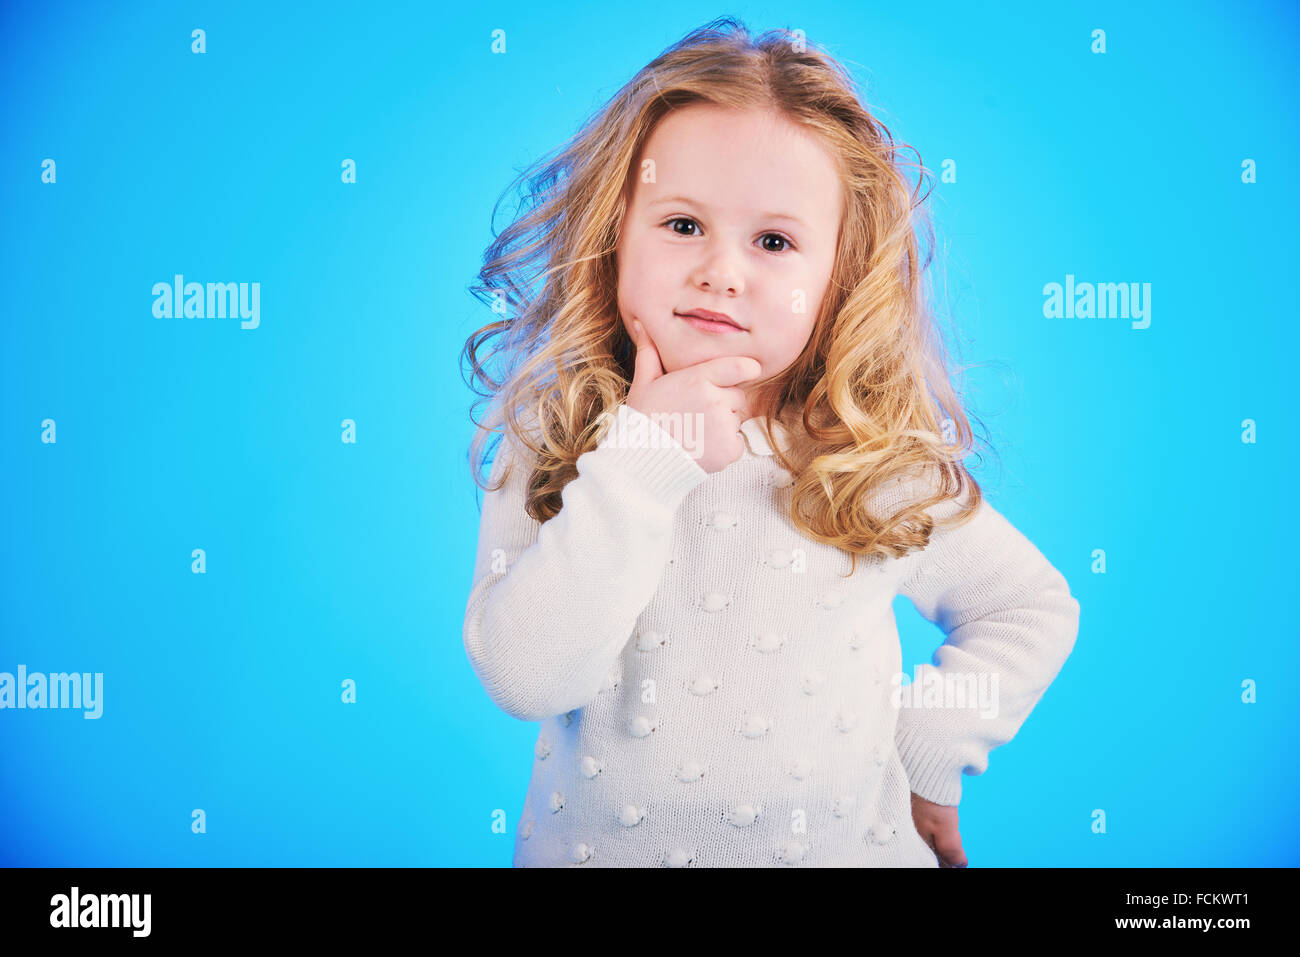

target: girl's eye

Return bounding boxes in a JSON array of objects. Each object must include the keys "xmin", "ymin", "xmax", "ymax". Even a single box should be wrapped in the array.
[{"xmin": 661, "ymin": 218, "xmax": 795, "ymax": 253}]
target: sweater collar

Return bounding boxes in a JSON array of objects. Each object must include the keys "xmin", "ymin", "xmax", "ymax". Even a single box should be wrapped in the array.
[{"xmin": 739, "ymin": 417, "xmax": 793, "ymax": 457}]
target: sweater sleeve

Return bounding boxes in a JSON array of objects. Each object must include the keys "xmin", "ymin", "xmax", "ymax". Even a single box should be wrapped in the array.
[
  {"xmin": 893, "ymin": 490, "xmax": 1080, "ymax": 806},
  {"xmin": 462, "ymin": 403, "xmax": 709, "ymax": 722}
]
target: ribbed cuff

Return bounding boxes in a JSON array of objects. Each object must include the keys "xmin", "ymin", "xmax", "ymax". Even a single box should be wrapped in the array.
[
  {"xmin": 894, "ymin": 723, "xmax": 965, "ymax": 807},
  {"xmin": 592, "ymin": 403, "xmax": 708, "ymax": 505}
]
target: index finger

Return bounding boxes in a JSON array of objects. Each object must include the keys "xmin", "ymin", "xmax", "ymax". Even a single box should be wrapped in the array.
[
  {"xmin": 628, "ymin": 318, "xmax": 666, "ymax": 385},
  {"xmin": 692, "ymin": 354, "xmax": 763, "ymax": 389}
]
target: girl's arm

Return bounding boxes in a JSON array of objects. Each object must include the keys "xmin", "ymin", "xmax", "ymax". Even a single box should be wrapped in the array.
[
  {"xmin": 894, "ymin": 488, "xmax": 1081, "ymax": 807},
  {"xmin": 462, "ymin": 403, "xmax": 708, "ymax": 722}
]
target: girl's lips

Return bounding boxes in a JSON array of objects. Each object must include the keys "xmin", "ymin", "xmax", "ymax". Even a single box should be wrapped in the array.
[{"xmin": 677, "ymin": 311, "xmax": 746, "ymax": 334}]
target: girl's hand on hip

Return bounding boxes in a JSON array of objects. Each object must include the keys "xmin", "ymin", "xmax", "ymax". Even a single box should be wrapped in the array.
[{"xmin": 910, "ymin": 791, "xmax": 969, "ymax": 868}]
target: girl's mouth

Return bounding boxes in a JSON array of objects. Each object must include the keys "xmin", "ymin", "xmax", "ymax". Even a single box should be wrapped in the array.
[{"xmin": 676, "ymin": 310, "xmax": 746, "ymax": 334}]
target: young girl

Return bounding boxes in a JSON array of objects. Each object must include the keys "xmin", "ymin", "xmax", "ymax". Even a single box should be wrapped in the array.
[{"xmin": 461, "ymin": 18, "xmax": 1079, "ymax": 868}]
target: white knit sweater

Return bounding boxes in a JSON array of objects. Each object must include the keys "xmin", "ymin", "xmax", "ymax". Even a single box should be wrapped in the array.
[{"xmin": 462, "ymin": 403, "xmax": 1080, "ymax": 867}]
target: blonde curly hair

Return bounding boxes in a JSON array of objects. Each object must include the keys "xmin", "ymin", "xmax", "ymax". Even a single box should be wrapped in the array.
[{"xmin": 462, "ymin": 16, "xmax": 991, "ymax": 576}]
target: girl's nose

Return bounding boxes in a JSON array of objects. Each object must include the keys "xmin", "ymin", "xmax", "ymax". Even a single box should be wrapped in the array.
[{"xmin": 691, "ymin": 250, "xmax": 743, "ymax": 295}]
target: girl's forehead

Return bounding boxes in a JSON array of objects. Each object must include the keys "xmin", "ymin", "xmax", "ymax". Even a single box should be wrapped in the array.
[
  {"xmin": 632, "ymin": 111, "xmax": 842, "ymax": 224},
  {"xmin": 644, "ymin": 103, "xmax": 806, "ymax": 149}
]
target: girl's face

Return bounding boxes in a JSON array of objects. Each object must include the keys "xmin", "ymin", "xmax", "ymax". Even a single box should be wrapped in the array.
[{"xmin": 615, "ymin": 102, "xmax": 843, "ymax": 414}]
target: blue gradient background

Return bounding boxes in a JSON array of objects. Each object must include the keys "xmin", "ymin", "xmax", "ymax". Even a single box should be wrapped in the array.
[{"xmin": 2, "ymin": 0, "xmax": 1296, "ymax": 867}]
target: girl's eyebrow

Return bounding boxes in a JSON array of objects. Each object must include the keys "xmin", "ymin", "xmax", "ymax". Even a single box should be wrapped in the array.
[{"xmin": 647, "ymin": 194, "xmax": 808, "ymax": 230}]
